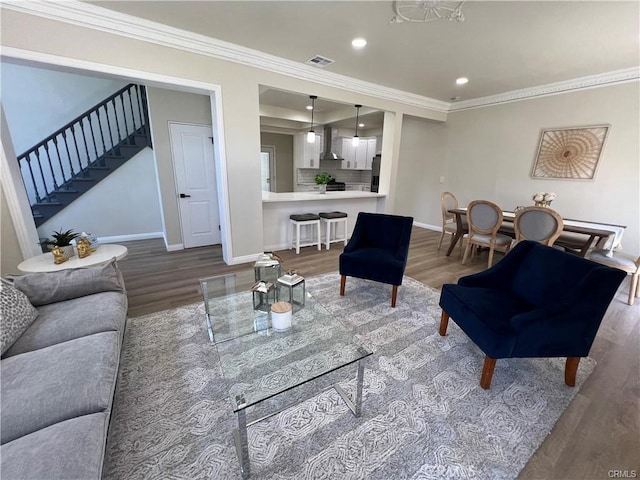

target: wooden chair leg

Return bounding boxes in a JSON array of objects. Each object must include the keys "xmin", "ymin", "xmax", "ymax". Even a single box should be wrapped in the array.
[
  {"xmin": 565, "ymin": 357, "xmax": 580, "ymax": 387},
  {"xmin": 437, "ymin": 231, "xmax": 445, "ymax": 250},
  {"xmin": 487, "ymin": 247, "xmax": 495, "ymax": 269},
  {"xmin": 391, "ymin": 285, "xmax": 398, "ymax": 307},
  {"xmin": 340, "ymin": 275, "xmax": 346, "ymax": 296},
  {"xmin": 462, "ymin": 241, "xmax": 472, "ymax": 265},
  {"xmin": 480, "ymin": 356, "xmax": 497, "ymax": 389},
  {"xmin": 439, "ymin": 310, "xmax": 449, "ymax": 336},
  {"xmin": 628, "ymin": 273, "xmax": 638, "ymax": 305}
]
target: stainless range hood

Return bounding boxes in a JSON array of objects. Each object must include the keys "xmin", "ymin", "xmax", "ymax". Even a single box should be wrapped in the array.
[{"xmin": 320, "ymin": 126, "xmax": 343, "ymax": 161}]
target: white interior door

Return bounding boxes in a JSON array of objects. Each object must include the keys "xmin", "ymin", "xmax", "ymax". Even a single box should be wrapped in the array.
[
  {"xmin": 261, "ymin": 145, "xmax": 276, "ymax": 192},
  {"xmin": 170, "ymin": 123, "xmax": 221, "ymax": 248},
  {"xmin": 260, "ymin": 152, "xmax": 271, "ymax": 191}
]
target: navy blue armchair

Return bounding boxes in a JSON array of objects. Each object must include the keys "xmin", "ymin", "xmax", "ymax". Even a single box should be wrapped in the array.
[
  {"xmin": 439, "ymin": 240, "xmax": 626, "ymax": 389},
  {"xmin": 339, "ymin": 212, "xmax": 414, "ymax": 307}
]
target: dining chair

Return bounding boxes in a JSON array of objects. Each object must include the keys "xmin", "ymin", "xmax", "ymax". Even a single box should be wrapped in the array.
[
  {"xmin": 513, "ymin": 206, "xmax": 564, "ymax": 246},
  {"xmin": 462, "ymin": 200, "xmax": 513, "ymax": 268},
  {"xmin": 438, "ymin": 192, "xmax": 467, "ymax": 257},
  {"xmin": 587, "ymin": 249, "xmax": 640, "ymax": 305}
]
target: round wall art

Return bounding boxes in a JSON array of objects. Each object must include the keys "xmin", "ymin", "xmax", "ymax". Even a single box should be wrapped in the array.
[{"xmin": 531, "ymin": 125, "xmax": 610, "ymax": 179}]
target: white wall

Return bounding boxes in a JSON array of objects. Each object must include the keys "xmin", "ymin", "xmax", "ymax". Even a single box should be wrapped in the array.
[
  {"xmin": 145, "ymin": 87, "xmax": 213, "ymax": 249},
  {"xmin": 0, "ymin": 62, "xmax": 127, "ymax": 154},
  {"xmin": 37, "ymin": 148, "xmax": 163, "ymax": 241},
  {"xmin": 394, "ymin": 115, "xmax": 448, "ymax": 224},
  {"xmin": 405, "ymin": 82, "xmax": 638, "ymax": 255}
]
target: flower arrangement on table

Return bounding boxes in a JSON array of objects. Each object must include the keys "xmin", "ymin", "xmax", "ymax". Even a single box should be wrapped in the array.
[{"xmin": 532, "ymin": 192, "xmax": 556, "ymax": 207}]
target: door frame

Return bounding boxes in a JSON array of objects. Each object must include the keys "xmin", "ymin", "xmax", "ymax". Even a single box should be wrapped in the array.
[{"xmin": 2, "ymin": 47, "xmax": 237, "ymax": 264}]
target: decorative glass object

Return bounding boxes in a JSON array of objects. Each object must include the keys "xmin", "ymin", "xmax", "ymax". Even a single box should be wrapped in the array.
[
  {"xmin": 254, "ymin": 253, "xmax": 282, "ymax": 285},
  {"xmin": 252, "ymin": 281, "xmax": 276, "ymax": 312},
  {"xmin": 276, "ymin": 273, "xmax": 305, "ymax": 312}
]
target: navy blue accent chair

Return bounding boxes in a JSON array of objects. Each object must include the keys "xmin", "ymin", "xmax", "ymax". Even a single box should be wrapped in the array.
[
  {"xmin": 339, "ymin": 212, "xmax": 414, "ymax": 307},
  {"xmin": 439, "ymin": 240, "xmax": 626, "ymax": 389}
]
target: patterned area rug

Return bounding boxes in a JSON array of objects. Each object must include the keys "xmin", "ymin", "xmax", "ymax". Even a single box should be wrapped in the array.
[{"xmin": 104, "ymin": 273, "xmax": 594, "ymax": 479}]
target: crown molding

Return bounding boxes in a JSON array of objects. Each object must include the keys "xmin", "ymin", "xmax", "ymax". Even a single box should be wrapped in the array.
[
  {"xmin": 0, "ymin": 0, "xmax": 451, "ymax": 114},
  {"xmin": 449, "ymin": 67, "xmax": 640, "ymax": 111},
  {"xmin": 2, "ymin": 1, "xmax": 638, "ymax": 114}
]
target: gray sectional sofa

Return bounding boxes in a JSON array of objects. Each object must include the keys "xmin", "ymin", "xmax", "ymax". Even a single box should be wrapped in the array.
[{"xmin": 0, "ymin": 259, "xmax": 127, "ymax": 480}]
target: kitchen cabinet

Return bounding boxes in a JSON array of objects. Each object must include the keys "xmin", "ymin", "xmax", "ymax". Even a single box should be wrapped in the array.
[
  {"xmin": 339, "ymin": 137, "xmax": 377, "ymax": 170},
  {"xmin": 294, "ymin": 131, "xmax": 322, "ymax": 169}
]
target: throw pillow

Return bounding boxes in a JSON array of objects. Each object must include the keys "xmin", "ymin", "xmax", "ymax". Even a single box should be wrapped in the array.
[
  {"xmin": 10, "ymin": 257, "xmax": 125, "ymax": 307},
  {"xmin": 0, "ymin": 279, "xmax": 39, "ymax": 355}
]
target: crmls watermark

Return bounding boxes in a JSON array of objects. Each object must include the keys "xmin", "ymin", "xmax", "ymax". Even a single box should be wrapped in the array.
[{"xmin": 608, "ymin": 470, "xmax": 637, "ymax": 478}]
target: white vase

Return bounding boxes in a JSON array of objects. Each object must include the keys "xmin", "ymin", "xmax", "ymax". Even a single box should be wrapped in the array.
[{"xmin": 319, "ymin": 184, "xmax": 326, "ymax": 194}]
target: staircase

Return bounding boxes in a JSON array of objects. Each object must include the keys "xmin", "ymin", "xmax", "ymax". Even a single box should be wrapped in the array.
[{"xmin": 16, "ymin": 84, "xmax": 152, "ymax": 227}]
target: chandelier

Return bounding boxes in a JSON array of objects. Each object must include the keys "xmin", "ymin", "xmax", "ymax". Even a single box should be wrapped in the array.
[{"xmin": 391, "ymin": 1, "xmax": 465, "ymax": 23}]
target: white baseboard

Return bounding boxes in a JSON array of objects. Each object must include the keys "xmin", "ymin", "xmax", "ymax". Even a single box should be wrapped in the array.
[
  {"xmin": 264, "ymin": 243, "xmax": 291, "ymax": 252},
  {"xmin": 166, "ymin": 243, "xmax": 184, "ymax": 252},
  {"xmin": 227, "ymin": 252, "xmax": 264, "ymax": 265},
  {"xmin": 98, "ymin": 232, "xmax": 164, "ymax": 244},
  {"xmin": 413, "ymin": 222, "xmax": 442, "ymax": 232}
]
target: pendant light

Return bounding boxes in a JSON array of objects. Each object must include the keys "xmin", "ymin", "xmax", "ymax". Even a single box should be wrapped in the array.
[
  {"xmin": 307, "ymin": 95, "xmax": 317, "ymax": 143},
  {"xmin": 352, "ymin": 104, "xmax": 362, "ymax": 147}
]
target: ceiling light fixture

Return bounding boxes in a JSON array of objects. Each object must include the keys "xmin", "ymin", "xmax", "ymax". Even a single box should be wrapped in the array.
[
  {"xmin": 352, "ymin": 104, "xmax": 362, "ymax": 147},
  {"xmin": 307, "ymin": 95, "xmax": 317, "ymax": 143},
  {"xmin": 390, "ymin": 0, "xmax": 465, "ymax": 23},
  {"xmin": 306, "ymin": 105, "xmax": 313, "ymax": 110},
  {"xmin": 456, "ymin": 77, "xmax": 469, "ymax": 85},
  {"xmin": 359, "ymin": 123, "xmax": 365, "ymax": 128},
  {"xmin": 352, "ymin": 37, "xmax": 367, "ymax": 49}
]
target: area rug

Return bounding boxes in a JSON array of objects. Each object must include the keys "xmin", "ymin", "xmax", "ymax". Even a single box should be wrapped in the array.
[{"xmin": 104, "ymin": 273, "xmax": 594, "ymax": 479}]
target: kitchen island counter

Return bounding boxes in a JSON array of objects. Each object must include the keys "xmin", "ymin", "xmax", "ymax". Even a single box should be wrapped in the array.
[
  {"xmin": 262, "ymin": 191, "xmax": 385, "ymax": 203},
  {"xmin": 262, "ymin": 191, "xmax": 387, "ymax": 251}
]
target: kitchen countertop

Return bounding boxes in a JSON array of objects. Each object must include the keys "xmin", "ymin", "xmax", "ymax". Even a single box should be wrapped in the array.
[{"xmin": 262, "ymin": 191, "xmax": 385, "ymax": 203}]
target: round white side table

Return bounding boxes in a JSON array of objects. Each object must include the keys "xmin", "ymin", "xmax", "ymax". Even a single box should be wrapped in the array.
[{"xmin": 17, "ymin": 244, "xmax": 128, "ymax": 273}]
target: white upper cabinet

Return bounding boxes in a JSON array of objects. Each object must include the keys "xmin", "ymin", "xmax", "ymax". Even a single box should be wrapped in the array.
[
  {"xmin": 294, "ymin": 131, "xmax": 322, "ymax": 169},
  {"xmin": 339, "ymin": 137, "xmax": 376, "ymax": 170}
]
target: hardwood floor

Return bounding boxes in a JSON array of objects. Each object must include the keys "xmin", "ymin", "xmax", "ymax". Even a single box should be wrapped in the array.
[{"xmin": 117, "ymin": 227, "xmax": 639, "ymax": 479}]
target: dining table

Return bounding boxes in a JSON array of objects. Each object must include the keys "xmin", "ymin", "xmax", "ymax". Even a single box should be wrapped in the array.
[{"xmin": 446, "ymin": 208, "xmax": 626, "ymax": 258}]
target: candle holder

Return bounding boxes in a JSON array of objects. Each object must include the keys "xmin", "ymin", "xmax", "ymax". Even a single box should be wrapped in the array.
[{"xmin": 276, "ymin": 272, "xmax": 305, "ymax": 312}]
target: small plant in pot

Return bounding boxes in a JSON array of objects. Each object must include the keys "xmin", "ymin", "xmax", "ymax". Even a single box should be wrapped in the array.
[
  {"xmin": 314, "ymin": 172, "xmax": 333, "ymax": 194},
  {"xmin": 44, "ymin": 229, "xmax": 80, "ymax": 259}
]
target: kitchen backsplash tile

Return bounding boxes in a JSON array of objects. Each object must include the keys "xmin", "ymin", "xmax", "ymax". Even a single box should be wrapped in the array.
[{"xmin": 298, "ymin": 163, "xmax": 372, "ymax": 184}]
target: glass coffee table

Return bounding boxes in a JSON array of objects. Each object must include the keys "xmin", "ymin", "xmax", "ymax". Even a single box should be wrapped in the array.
[{"xmin": 199, "ymin": 271, "xmax": 372, "ymax": 479}]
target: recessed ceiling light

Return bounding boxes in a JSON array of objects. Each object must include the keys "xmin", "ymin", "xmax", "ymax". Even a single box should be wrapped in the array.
[
  {"xmin": 352, "ymin": 38, "xmax": 367, "ymax": 49},
  {"xmin": 456, "ymin": 77, "xmax": 469, "ymax": 85},
  {"xmin": 359, "ymin": 123, "xmax": 365, "ymax": 128},
  {"xmin": 306, "ymin": 105, "xmax": 313, "ymax": 110}
]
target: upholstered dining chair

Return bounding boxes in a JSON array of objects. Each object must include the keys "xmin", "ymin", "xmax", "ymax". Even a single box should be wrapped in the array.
[
  {"xmin": 588, "ymin": 249, "xmax": 640, "ymax": 305},
  {"xmin": 438, "ymin": 192, "xmax": 467, "ymax": 257},
  {"xmin": 462, "ymin": 200, "xmax": 513, "ymax": 269},
  {"xmin": 339, "ymin": 212, "xmax": 413, "ymax": 307},
  {"xmin": 513, "ymin": 206, "xmax": 564, "ymax": 246},
  {"xmin": 439, "ymin": 241, "xmax": 626, "ymax": 389}
]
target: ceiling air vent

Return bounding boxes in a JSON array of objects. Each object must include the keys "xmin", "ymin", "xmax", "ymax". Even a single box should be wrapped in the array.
[{"xmin": 305, "ymin": 55, "xmax": 335, "ymax": 68}]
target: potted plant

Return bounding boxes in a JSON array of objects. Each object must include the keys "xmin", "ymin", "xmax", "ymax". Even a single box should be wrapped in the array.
[
  {"xmin": 43, "ymin": 229, "xmax": 80, "ymax": 259},
  {"xmin": 314, "ymin": 172, "xmax": 333, "ymax": 194}
]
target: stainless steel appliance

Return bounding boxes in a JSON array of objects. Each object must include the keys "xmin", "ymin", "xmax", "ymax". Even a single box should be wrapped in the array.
[
  {"xmin": 370, "ymin": 154, "xmax": 381, "ymax": 192},
  {"xmin": 326, "ymin": 180, "xmax": 346, "ymax": 191},
  {"xmin": 320, "ymin": 127, "xmax": 344, "ymax": 161}
]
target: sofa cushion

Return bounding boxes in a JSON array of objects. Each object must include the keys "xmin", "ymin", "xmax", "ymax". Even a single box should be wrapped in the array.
[
  {"xmin": 0, "ymin": 412, "xmax": 110, "ymax": 480},
  {"xmin": 0, "ymin": 281, "xmax": 39, "ymax": 355},
  {"xmin": 10, "ymin": 258, "xmax": 124, "ymax": 307},
  {"xmin": 1, "ymin": 331, "xmax": 120, "ymax": 444},
  {"xmin": 3, "ymin": 291, "xmax": 127, "ymax": 358}
]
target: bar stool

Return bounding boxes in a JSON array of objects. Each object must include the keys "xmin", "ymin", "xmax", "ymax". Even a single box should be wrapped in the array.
[
  {"xmin": 319, "ymin": 211, "xmax": 348, "ymax": 250},
  {"xmin": 289, "ymin": 213, "xmax": 321, "ymax": 254}
]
